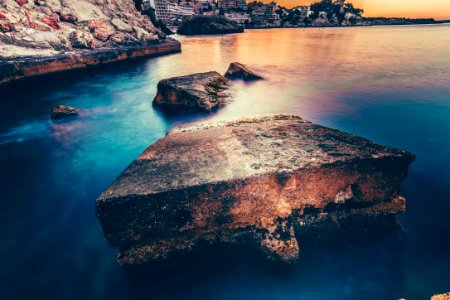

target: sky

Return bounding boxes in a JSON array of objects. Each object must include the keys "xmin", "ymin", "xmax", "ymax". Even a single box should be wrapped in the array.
[{"xmin": 271, "ymin": 0, "xmax": 450, "ymax": 20}]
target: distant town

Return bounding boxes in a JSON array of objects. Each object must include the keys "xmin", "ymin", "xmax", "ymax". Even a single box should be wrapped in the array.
[{"xmin": 137, "ymin": 0, "xmax": 437, "ymax": 31}]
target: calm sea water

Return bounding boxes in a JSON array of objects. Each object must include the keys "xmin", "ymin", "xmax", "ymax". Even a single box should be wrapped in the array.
[{"xmin": 1, "ymin": 25, "xmax": 450, "ymax": 300}]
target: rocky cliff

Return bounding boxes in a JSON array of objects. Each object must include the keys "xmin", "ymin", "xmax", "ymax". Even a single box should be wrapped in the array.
[
  {"xmin": 0, "ymin": 0, "xmax": 181, "ymax": 84},
  {"xmin": 0, "ymin": 0, "xmax": 165, "ymax": 57},
  {"xmin": 96, "ymin": 115, "xmax": 415, "ymax": 266}
]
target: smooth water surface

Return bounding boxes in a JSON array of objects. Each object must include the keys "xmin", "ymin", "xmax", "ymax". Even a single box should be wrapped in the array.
[{"xmin": 1, "ymin": 25, "xmax": 450, "ymax": 299}]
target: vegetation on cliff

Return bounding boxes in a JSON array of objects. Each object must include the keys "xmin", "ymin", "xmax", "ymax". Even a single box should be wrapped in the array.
[{"xmin": 177, "ymin": 16, "xmax": 244, "ymax": 35}]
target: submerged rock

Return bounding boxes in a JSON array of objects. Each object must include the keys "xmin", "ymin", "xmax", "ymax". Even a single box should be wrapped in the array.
[
  {"xmin": 96, "ymin": 115, "xmax": 415, "ymax": 266},
  {"xmin": 177, "ymin": 16, "xmax": 244, "ymax": 35},
  {"xmin": 51, "ymin": 105, "xmax": 80, "ymax": 120},
  {"xmin": 224, "ymin": 62, "xmax": 264, "ymax": 81},
  {"xmin": 153, "ymin": 71, "xmax": 229, "ymax": 112}
]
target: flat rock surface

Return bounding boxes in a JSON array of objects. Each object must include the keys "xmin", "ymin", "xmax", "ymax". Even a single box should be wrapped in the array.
[
  {"xmin": 153, "ymin": 71, "xmax": 229, "ymax": 111},
  {"xmin": 97, "ymin": 115, "xmax": 415, "ymax": 265}
]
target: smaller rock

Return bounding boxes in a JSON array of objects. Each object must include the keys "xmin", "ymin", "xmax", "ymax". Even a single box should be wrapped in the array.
[
  {"xmin": 41, "ymin": 13, "xmax": 60, "ymax": 30},
  {"xmin": 153, "ymin": 71, "xmax": 229, "ymax": 112},
  {"xmin": 51, "ymin": 105, "xmax": 80, "ymax": 120},
  {"xmin": 16, "ymin": 0, "xmax": 28, "ymax": 7},
  {"xmin": 59, "ymin": 9, "xmax": 78, "ymax": 24},
  {"xmin": 432, "ymin": 293, "xmax": 450, "ymax": 300},
  {"xmin": 224, "ymin": 62, "xmax": 264, "ymax": 81},
  {"xmin": 69, "ymin": 30, "xmax": 95, "ymax": 49},
  {"xmin": 111, "ymin": 18, "xmax": 133, "ymax": 33},
  {"xmin": 0, "ymin": 20, "xmax": 13, "ymax": 33},
  {"xmin": 88, "ymin": 19, "xmax": 113, "ymax": 42}
]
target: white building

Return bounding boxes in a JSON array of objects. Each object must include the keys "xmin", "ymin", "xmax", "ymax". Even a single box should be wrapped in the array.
[
  {"xmin": 148, "ymin": 0, "xmax": 170, "ymax": 23},
  {"xmin": 224, "ymin": 12, "xmax": 251, "ymax": 24},
  {"xmin": 296, "ymin": 5, "xmax": 313, "ymax": 18},
  {"xmin": 219, "ymin": 0, "xmax": 247, "ymax": 12},
  {"xmin": 168, "ymin": 3, "xmax": 195, "ymax": 20}
]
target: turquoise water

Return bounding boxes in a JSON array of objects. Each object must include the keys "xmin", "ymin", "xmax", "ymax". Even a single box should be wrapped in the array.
[{"xmin": 1, "ymin": 24, "xmax": 450, "ymax": 299}]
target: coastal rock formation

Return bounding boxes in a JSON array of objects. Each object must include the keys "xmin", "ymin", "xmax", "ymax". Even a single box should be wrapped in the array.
[
  {"xmin": 224, "ymin": 62, "xmax": 264, "ymax": 81},
  {"xmin": 51, "ymin": 105, "xmax": 80, "ymax": 119},
  {"xmin": 0, "ymin": 0, "xmax": 163, "ymax": 55},
  {"xmin": 432, "ymin": 293, "xmax": 450, "ymax": 300},
  {"xmin": 153, "ymin": 71, "xmax": 229, "ymax": 112},
  {"xmin": 0, "ymin": 0, "xmax": 181, "ymax": 85},
  {"xmin": 177, "ymin": 16, "xmax": 244, "ymax": 35},
  {"xmin": 96, "ymin": 115, "xmax": 415, "ymax": 266}
]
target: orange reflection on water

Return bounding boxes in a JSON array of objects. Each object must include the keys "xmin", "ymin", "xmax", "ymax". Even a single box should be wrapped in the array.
[{"xmin": 149, "ymin": 25, "xmax": 450, "ymax": 124}]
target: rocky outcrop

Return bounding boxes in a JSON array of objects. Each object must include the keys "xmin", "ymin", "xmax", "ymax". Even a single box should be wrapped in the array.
[
  {"xmin": 153, "ymin": 71, "xmax": 229, "ymax": 112},
  {"xmin": 0, "ymin": 39, "xmax": 180, "ymax": 85},
  {"xmin": 224, "ymin": 62, "xmax": 263, "ymax": 81},
  {"xmin": 51, "ymin": 104, "xmax": 79, "ymax": 119},
  {"xmin": 0, "ymin": 0, "xmax": 163, "ymax": 53},
  {"xmin": 0, "ymin": 0, "xmax": 181, "ymax": 85},
  {"xmin": 96, "ymin": 115, "xmax": 415, "ymax": 266},
  {"xmin": 432, "ymin": 293, "xmax": 450, "ymax": 300},
  {"xmin": 177, "ymin": 16, "xmax": 244, "ymax": 35}
]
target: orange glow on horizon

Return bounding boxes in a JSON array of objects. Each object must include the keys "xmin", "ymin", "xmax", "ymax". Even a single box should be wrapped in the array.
[{"xmin": 265, "ymin": 0, "xmax": 450, "ymax": 20}]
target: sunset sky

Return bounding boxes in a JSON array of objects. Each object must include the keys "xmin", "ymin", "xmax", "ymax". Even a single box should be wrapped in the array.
[{"xmin": 270, "ymin": 0, "xmax": 450, "ymax": 20}]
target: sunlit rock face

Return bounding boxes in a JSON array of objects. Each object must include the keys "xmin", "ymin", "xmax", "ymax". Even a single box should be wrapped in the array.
[
  {"xmin": 431, "ymin": 293, "xmax": 450, "ymax": 300},
  {"xmin": 0, "ymin": 0, "xmax": 164, "ymax": 58},
  {"xmin": 153, "ymin": 71, "xmax": 230, "ymax": 112},
  {"xmin": 96, "ymin": 115, "xmax": 415, "ymax": 266}
]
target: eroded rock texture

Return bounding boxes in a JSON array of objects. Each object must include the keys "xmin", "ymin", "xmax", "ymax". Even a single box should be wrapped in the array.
[
  {"xmin": 0, "ymin": 0, "xmax": 164, "ymax": 58},
  {"xmin": 0, "ymin": 0, "xmax": 182, "ymax": 84},
  {"xmin": 96, "ymin": 115, "xmax": 415, "ymax": 266},
  {"xmin": 153, "ymin": 71, "xmax": 229, "ymax": 112}
]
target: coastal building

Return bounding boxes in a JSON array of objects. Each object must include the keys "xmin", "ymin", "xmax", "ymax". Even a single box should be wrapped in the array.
[
  {"xmin": 296, "ymin": 5, "xmax": 312, "ymax": 18},
  {"xmin": 192, "ymin": 1, "xmax": 215, "ymax": 14},
  {"xmin": 219, "ymin": 0, "xmax": 247, "ymax": 12},
  {"xmin": 264, "ymin": 2, "xmax": 280, "ymax": 26},
  {"xmin": 224, "ymin": 12, "xmax": 251, "ymax": 24},
  {"xmin": 148, "ymin": 0, "xmax": 170, "ymax": 23},
  {"xmin": 249, "ymin": 4, "xmax": 266, "ymax": 26},
  {"xmin": 167, "ymin": 3, "xmax": 195, "ymax": 21}
]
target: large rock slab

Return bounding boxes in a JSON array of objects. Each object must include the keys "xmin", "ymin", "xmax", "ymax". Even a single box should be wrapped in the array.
[
  {"xmin": 96, "ymin": 115, "xmax": 415, "ymax": 266},
  {"xmin": 153, "ymin": 71, "xmax": 229, "ymax": 112}
]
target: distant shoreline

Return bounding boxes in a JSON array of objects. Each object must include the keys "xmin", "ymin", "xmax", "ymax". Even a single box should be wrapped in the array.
[
  {"xmin": 245, "ymin": 18, "xmax": 444, "ymax": 30},
  {"xmin": 246, "ymin": 21, "xmax": 448, "ymax": 30}
]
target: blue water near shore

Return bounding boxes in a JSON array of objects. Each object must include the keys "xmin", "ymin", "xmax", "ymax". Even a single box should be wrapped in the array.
[{"xmin": 1, "ymin": 24, "xmax": 450, "ymax": 299}]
